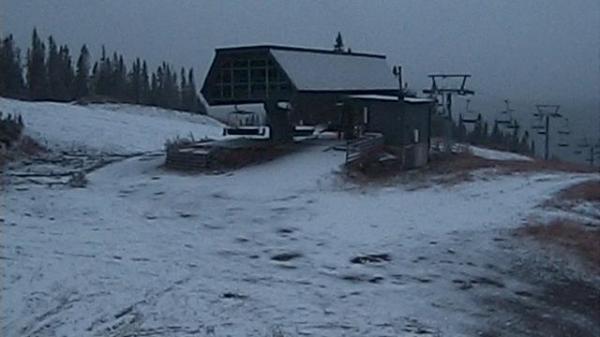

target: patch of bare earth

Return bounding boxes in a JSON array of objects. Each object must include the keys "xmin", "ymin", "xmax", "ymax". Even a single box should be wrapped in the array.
[
  {"xmin": 344, "ymin": 150, "xmax": 594, "ymax": 186},
  {"xmin": 478, "ymin": 180, "xmax": 600, "ymax": 336}
]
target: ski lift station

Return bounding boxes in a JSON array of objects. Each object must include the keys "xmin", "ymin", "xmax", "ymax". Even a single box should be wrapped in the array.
[{"xmin": 200, "ymin": 44, "xmax": 434, "ymax": 168}]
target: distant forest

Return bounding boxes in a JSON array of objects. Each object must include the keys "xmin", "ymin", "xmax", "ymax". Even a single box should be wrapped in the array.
[{"xmin": 0, "ymin": 28, "xmax": 206, "ymax": 114}]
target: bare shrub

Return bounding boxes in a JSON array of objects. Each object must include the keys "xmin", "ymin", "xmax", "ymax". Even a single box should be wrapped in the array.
[{"xmin": 68, "ymin": 171, "xmax": 88, "ymax": 188}]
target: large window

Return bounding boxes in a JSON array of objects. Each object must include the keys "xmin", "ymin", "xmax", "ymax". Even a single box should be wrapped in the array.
[{"xmin": 213, "ymin": 56, "xmax": 290, "ymax": 100}]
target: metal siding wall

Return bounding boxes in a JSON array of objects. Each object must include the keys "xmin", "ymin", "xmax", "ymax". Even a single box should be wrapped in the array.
[{"xmin": 292, "ymin": 93, "xmax": 341, "ymax": 126}]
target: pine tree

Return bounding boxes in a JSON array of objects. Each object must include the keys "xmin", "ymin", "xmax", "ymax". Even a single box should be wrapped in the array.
[
  {"xmin": 141, "ymin": 60, "xmax": 149, "ymax": 104},
  {"xmin": 150, "ymin": 72, "xmax": 158, "ymax": 106},
  {"xmin": 179, "ymin": 67, "xmax": 187, "ymax": 110},
  {"xmin": 509, "ymin": 121, "xmax": 520, "ymax": 152},
  {"xmin": 74, "ymin": 44, "xmax": 90, "ymax": 99},
  {"xmin": 94, "ymin": 46, "xmax": 111, "ymax": 96},
  {"xmin": 334, "ymin": 32, "xmax": 344, "ymax": 53},
  {"xmin": 128, "ymin": 58, "xmax": 141, "ymax": 104},
  {"xmin": 186, "ymin": 68, "xmax": 205, "ymax": 114},
  {"xmin": 0, "ymin": 34, "xmax": 25, "ymax": 98},
  {"xmin": 482, "ymin": 120, "xmax": 489, "ymax": 145},
  {"xmin": 456, "ymin": 118, "xmax": 467, "ymax": 142},
  {"xmin": 26, "ymin": 28, "xmax": 49, "ymax": 100},
  {"xmin": 490, "ymin": 122, "xmax": 501, "ymax": 146},
  {"xmin": 519, "ymin": 130, "xmax": 531, "ymax": 154},
  {"xmin": 47, "ymin": 36, "xmax": 61, "ymax": 100},
  {"xmin": 57, "ymin": 45, "xmax": 74, "ymax": 101},
  {"xmin": 114, "ymin": 54, "xmax": 126, "ymax": 100},
  {"xmin": 90, "ymin": 61, "xmax": 98, "ymax": 94}
]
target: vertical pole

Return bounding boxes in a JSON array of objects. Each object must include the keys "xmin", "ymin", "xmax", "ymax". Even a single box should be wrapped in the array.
[
  {"xmin": 544, "ymin": 114, "xmax": 550, "ymax": 160},
  {"xmin": 397, "ymin": 66, "xmax": 403, "ymax": 100}
]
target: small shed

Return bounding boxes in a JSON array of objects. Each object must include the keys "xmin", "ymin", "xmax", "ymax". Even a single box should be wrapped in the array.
[{"xmin": 344, "ymin": 94, "xmax": 433, "ymax": 168}]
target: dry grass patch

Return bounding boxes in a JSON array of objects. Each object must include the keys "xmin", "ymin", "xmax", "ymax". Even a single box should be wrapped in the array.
[
  {"xmin": 345, "ymin": 149, "xmax": 595, "ymax": 186},
  {"xmin": 517, "ymin": 219, "xmax": 600, "ymax": 270},
  {"xmin": 556, "ymin": 180, "xmax": 600, "ymax": 202},
  {"xmin": 0, "ymin": 135, "xmax": 46, "ymax": 168}
]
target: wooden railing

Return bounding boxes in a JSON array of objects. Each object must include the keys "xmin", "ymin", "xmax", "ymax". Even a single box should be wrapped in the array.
[{"xmin": 345, "ymin": 133, "xmax": 385, "ymax": 165}]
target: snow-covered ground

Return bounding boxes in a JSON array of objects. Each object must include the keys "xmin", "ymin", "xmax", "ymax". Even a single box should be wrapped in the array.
[
  {"xmin": 0, "ymin": 98, "xmax": 224, "ymax": 154},
  {"xmin": 1, "ymin": 99, "xmax": 598, "ymax": 336},
  {"xmin": 469, "ymin": 145, "xmax": 533, "ymax": 162}
]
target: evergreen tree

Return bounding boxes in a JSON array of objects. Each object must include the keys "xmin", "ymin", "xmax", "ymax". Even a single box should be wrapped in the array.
[
  {"xmin": 334, "ymin": 32, "xmax": 345, "ymax": 53},
  {"xmin": 0, "ymin": 34, "xmax": 25, "ymax": 98},
  {"xmin": 26, "ymin": 28, "xmax": 49, "ymax": 100},
  {"xmin": 128, "ymin": 58, "xmax": 141, "ymax": 104},
  {"xmin": 74, "ymin": 44, "xmax": 90, "ymax": 99},
  {"xmin": 519, "ymin": 130, "xmax": 531, "ymax": 154},
  {"xmin": 150, "ymin": 72, "xmax": 158, "ymax": 106},
  {"xmin": 47, "ymin": 36, "xmax": 61, "ymax": 100},
  {"xmin": 63, "ymin": 46, "xmax": 75, "ymax": 98},
  {"xmin": 90, "ymin": 61, "xmax": 98, "ymax": 94},
  {"xmin": 141, "ymin": 60, "xmax": 149, "ymax": 104},
  {"xmin": 96, "ymin": 46, "xmax": 115, "ymax": 96},
  {"xmin": 509, "ymin": 121, "xmax": 520, "ymax": 152},
  {"xmin": 468, "ymin": 118, "xmax": 483, "ymax": 145},
  {"xmin": 482, "ymin": 120, "xmax": 489, "ymax": 145},
  {"xmin": 179, "ymin": 67, "xmax": 187, "ymax": 110},
  {"xmin": 490, "ymin": 122, "xmax": 502, "ymax": 146},
  {"xmin": 113, "ymin": 54, "xmax": 126, "ymax": 99},
  {"xmin": 186, "ymin": 68, "xmax": 205, "ymax": 114}
]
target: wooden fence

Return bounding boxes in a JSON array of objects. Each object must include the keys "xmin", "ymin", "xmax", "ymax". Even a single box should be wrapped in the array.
[{"xmin": 345, "ymin": 133, "xmax": 385, "ymax": 165}]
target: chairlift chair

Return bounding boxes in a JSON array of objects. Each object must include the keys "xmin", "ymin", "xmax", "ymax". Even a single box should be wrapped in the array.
[
  {"xmin": 460, "ymin": 113, "xmax": 480, "ymax": 124},
  {"xmin": 495, "ymin": 111, "xmax": 513, "ymax": 127},
  {"xmin": 576, "ymin": 138, "xmax": 590, "ymax": 148},
  {"xmin": 459, "ymin": 99, "xmax": 480, "ymax": 124},
  {"xmin": 557, "ymin": 118, "xmax": 571, "ymax": 136},
  {"xmin": 556, "ymin": 118, "xmax": 570, "ymax": 147},
  {"xmin": 505, "ymin": 120, "xmax": 519, "ymax": 130}
]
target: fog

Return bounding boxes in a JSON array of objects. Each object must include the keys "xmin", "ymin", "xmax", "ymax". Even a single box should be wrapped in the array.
[{"xmin": 2, "ymin": 0, "xmax": 599, "ymax": 160}]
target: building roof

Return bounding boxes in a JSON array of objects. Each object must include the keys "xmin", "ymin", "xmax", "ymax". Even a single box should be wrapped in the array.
[
  {"xmin": 269, "ymin": 48, "xmax": 398, "ymax": 92},
  {"xmin": 347, "ymin": 94, "xmax": 435, "ymax": 104},
  {"xmin": 215, "ymin": 44, "xmax": 386, "ymax": 59}
]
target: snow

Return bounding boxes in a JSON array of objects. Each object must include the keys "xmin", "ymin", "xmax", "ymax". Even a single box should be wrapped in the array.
[
  {"xmin": 2, "ymin": 98, "xmax": 598, "ymax": 336},
  {"xmin": 348, "ymin": 94, "xmax": 435, "ymax": 104},
  {"xmin": 469, "ymin": 145, "xmax": 534, "ymax": 161},
  {"xmin": 270, "ymin": 49, "xmax": 397, "ymax": 91},
  {"xmin": 0, "ymin": 98, "xmax": 224, "ymax": 154}
]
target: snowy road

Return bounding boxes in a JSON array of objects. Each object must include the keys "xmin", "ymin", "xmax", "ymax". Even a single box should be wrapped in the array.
[{"xmin": 1, "ymin": 143, "xmax": 594, "ymax": 337}]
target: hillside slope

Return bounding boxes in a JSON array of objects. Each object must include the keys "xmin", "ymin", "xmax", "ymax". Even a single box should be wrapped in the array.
[
  {"xmin": 1, "ymin": 99, "xmax": 598, "ymax": 337},
  {"xmin": 0, "ymin": 98, "xmax": 224, "ymax": 154}
]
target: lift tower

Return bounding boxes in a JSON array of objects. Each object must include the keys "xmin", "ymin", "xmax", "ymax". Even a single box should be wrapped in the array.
[
  {"xmin": 531, "ymin": 104, "xmax": 562, "ymax": 160},
  {"xmin": 423, "ymin": 74, "xmax": 474, "ymax": 150}
]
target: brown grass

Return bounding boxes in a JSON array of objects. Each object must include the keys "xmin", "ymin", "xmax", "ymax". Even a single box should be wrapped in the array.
[
  {"xmin": 345, "ymin": 149, "xmax": 595, "ymax": 186},
  {"xmin": 0, "ymin": 136, "xmax": 45, "ymax": 168},
  {"xmin": 517, "ymin": 219, "xmax": 600, "ymax": 270},
  {"xmin": 556, "ymin": 180, "xmax": 600, "ymax": 202}
]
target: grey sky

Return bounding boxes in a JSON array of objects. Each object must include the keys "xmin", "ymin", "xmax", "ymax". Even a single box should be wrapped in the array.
[{"xmin": 1, "ymin": 0, "xmax": 599, "ymax": 151}]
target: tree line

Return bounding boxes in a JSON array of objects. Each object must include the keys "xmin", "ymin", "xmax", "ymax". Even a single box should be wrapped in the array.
[
  {"xmin": 0, "ymin": 28, "xmax": 206, "ymax": 114},
  {"xmin": 451, "ymin": 114, "xmax": 533, "ymax": 155}
]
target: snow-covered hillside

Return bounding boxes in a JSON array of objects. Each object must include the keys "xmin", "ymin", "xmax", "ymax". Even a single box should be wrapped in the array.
[
  {"xmin": 0, "ymin": 98, "xmax": 224, "ymax": 154},
  {"xmin": 1, "ymin": 99, "xmax": 598, "ymax": 336},
  {"xmin": 469, "ymin": 145, "xmax": 533, "ymax": 162}
]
